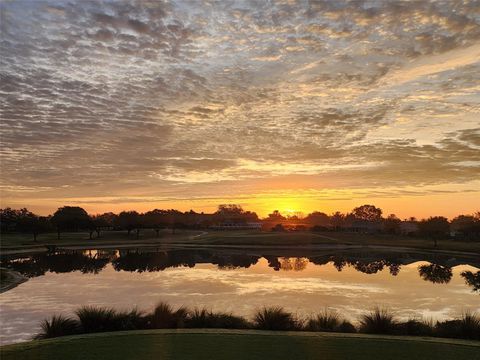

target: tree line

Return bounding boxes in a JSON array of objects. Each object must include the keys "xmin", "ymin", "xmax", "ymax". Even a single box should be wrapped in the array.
[{"xmin": 0, "ymin": 204, "xmax": 479, "ymax": 243}]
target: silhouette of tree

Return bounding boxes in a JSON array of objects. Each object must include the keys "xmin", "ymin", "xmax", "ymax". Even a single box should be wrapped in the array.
[
  {"xmin": 214, "ymin": 204, "xmax": 259, "ymax": 225},
  {"xmin": 384, "ymin": 214, "xmax": 401, "ymax": 234},
  {"xmin": 0, "ymin": 207, "xmax": 24, "ymax": 232},
  {"xmin": 352, "ymin": 205, "xmax": 383, "ymax": 222},
  {"xmin": 17, "ymin": 212, "xmax": 52, "ymax": 242},
  {"xmin": 266, "ymin": 210, "xmax": 286, "ymax": 222},
  {"xmin": 116, "ymin": 211, "xmax": 142, "ymax": 238},
  {"xmin": 51, "ymin": 206, "xmax": 91, "ymax": 239},
  {"xmin": 217, "ymin": 204, "xmax": 244, "ymax": 215},
  {"xmin": 451, "ymin": 215, "xmax": 480, "ymax": 240},
  {"xmin": 330, "ymin": 212, "xmax": 345, "ymax": 231},
  {"xmin": 418, "ymin": 263, "xmax": 453, "ymax": 284},
  {"xmin": 143, "ymin": 209, "xmax": 168, "ymax": 237},
  {"xmin": 418, "ymin": 217, "xmax": 450, "ymax": 247},
  {"xmin": 304, "ymin": 211, "xmax": 329, "ymax": 226},
  {"xmin": 91, "ymin": 213, "xmax": 117, "ymax": 238},
  {"xmin": 271, "ymin": 224, "xmax": 286, "ymax": 232}
]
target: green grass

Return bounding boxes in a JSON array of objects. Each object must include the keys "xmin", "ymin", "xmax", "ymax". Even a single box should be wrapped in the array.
[
  {"xmin": 0, "ymin": 229, "xmax": 200, "ymax": 249},
  {"xmin": 1, "ymin": 330, "xmax": 479, "ymax": 360},
  {"xmin": 188, "ymin": 231, "xmax": 480, "ymax": 253},
  {"xmin": 2, "ymin": 229, "xmax": 479, "ymax": 254}
]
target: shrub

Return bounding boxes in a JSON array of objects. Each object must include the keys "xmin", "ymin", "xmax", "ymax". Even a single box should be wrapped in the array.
[
  {"xmin": 115, "ymin": 308, "xmax": 146, "ymax": 330},
  {"xmin": 187, "ymin": 308, "xmax": 251, "ymax": 329},
  {"xmin": 459, "ymin": 312, "xmax": 480, "ymax": 340},
  {"xmin": 435, "ymin": 320, "xmax": 462, "ymax": 338},
  {"xmin": 397, "ymin": 319, "xmax": 433, "ymax": 336},
  {"xmin": 35, "ymin": 315, "xmax": 80, "ymax": 339},
  {"xmin": 75, "ymin": 306, "xmax": 132, "ymax": 333},
  {"xmin": 253, "ymin": 307, "xmax": 298, "ymax": 331},
  {"xmin": 436, "ymin": 313, "xmax": 480, "ymax": 340},
  {"xmin": 337, "ymin": 320, "xmax": 357, "ymax": 333},
  {"xmin": 359, "ymin": 307, "xmax": 397, "ymax": 334},
  {"xmin": 147, "ymin": 302, "xmax": 188, "ymax": 329},
  {"xmin": 306, "ymin": 310, "xmax": 340, "ymax": 332}
]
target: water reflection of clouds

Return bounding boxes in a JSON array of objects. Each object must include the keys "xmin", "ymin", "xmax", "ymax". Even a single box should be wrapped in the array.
[{"xmin": 1, "ymin": 252, "xmax": 479, "ymax": 345}]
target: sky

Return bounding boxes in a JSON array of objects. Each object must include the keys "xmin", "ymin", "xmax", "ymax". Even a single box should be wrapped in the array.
[{"xmin": 0, "ymin": 0, "xmax": 479, "ymax": 219}]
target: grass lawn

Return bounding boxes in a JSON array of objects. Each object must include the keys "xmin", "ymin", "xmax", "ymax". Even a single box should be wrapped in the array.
[
  {"xmin": 1, "ymin": 330, "xmax": 479, "ymax": 360},
  {"xmin": 185, "ymin": 231, "xmax": 480, "ymax": 253},
  {"xmin": 1, "ymin": 229, "xmax": 479, "ymax": 254},
  {"xmin": 0, "ymin": 229, "xmax": 200, "ymax": 249}
]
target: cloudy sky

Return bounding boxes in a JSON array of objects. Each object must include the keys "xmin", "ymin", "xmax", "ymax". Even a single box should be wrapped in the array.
[{"xmin": 1, "ymin": 0, "xmax": 479, "ymax": 218}]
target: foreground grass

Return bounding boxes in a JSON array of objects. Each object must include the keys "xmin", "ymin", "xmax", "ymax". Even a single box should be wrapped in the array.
[
  {"xmin": 2, "ymin": 230, "xmax": 479, "ymax": 254},
  {"xmin": 2, "ymin": 330, "xmax": 479, "ymax": 360}
]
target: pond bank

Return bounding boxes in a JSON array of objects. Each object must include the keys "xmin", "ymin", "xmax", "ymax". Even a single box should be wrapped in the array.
[{"xmin": 0, "ymin": 268, "xmax": 27, "ymax": 293}]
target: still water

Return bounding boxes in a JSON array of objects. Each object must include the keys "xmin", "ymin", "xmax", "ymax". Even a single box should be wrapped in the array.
[{"xmin": 1, "ymin": 248, "xmax": 479, "ymax": 344}]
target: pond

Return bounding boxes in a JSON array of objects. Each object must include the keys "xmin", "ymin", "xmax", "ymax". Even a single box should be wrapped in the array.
[{"xmin": 1, "ymin": 247, "xmax": 479, "ymax": 344}]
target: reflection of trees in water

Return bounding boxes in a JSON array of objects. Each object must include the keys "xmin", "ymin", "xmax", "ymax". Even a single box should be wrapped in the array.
[
  {"xmin": 2, "ymin": 250, "xmax": 477, "ymax": 291},
  {"xmin": 212, "ymin": 254, "xmax": 259, "ymax": 270},
  {"xmin": 460, "ymin": 271, "xmax": 480, "ymax": 293},
  {"xmin": 264, "ymin": 256, "xmax": 281, "ymax": 271},
  {"xmin": 263, "ymin": 257, "xmax": 308, "ymax": 271},
  {"xmin": 309, "ymin": 256, "xmax": 402, "ymax": 276},
  {"xmin": 112, "ymin": 250, "xmax": 196, "ymax": 272},
  {"xmin": 352, "ymin": 260, "xmax": 389, "ymax": 274},
  {"xmin": 278, "ymin": 257, "xmax": 308, "ymax": 272},
  {"xmin": 418, "ymin": 264, "xmax": 453, "ymax": 284},
  {"xmin": 333, "ymin": 259, "xmax": 347, "ymax": 272},
  {"xmin": 111, "ymin": 250, "xmax": 259, "ymax": 272},
  {"xmin": 1, "ymin": 251, "xmax": 115, "ymax": 277}
]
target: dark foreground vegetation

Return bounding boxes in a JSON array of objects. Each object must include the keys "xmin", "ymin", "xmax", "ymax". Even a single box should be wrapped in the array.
[
  {"xmin": 35, "ymin": 303, "xmax": 480, "ymax": 341},
  {"xmin": 3, "ymin": 330, "xmax": 479, "ymax": 360}
]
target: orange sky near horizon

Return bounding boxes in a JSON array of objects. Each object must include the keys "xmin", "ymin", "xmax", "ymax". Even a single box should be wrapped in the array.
[{"xmin": 4, "ymin": 189, "xmax": 479, "ymax": 220}]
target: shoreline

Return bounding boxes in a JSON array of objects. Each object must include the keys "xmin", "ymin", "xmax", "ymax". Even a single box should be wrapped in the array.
[
  {"xmin": 0, "ymin": 268, "xmax": 28, "ymax": 293},
  {"xmin": 2, "ymin": 241, "xmax": 480, "ymax": 258}
]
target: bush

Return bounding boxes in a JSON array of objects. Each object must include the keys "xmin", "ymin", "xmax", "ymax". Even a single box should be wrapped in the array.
[
  {"xmin": 459, "ymin": 312, "xmax": 480, "ymax": 340},
  {"xmin": 397, "ymin": 319, "xmax": 433, "ymax": 336},
  {"xmin": 35, "ymin": 315, "xmax": 80, "ymax": 339},
  {"xmin": 75, "ymin": 306, "xmax": 140, "ymax": 333},
  {"xmin": 337, "ymin": 320, "xmax": 357, "ymax": 333},
  {"xmin": 34, "ymin": 302, "xmax": 479, "ymax": 341},
  {"xmin": 359, "ymin": 307, "xmax": 397, "ymax": 334},
  {"xmin": 253, "ymin": 307, "xmax": 298, "ymax": 331},
  {"xmin": 436, "ymin": 313, "xmax": 480, "ymax": 340},
  {"xmin": 306, "ymin": 310, "xmax": 340, "ymax": 332},
  {"xmin": 115, "ymin": 308, "xmax": 146, "ymax": 330},
  {"xmin": 146, "ymin": 302, "xmax": 188, "ymax": 329},
  {"xmin": 187, "ymin": 308, "xmax": 251, "ymax": 329}
]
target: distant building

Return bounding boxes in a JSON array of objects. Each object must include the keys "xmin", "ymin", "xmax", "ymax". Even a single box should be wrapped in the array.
[
  {"xmin": 400, "ymin": 221, "xmax": 419, "ymax": 235},
  {"xmin": 348, "ymin": 220, "xmax": 383, "ymax": 233},
  {"xmin": 210, "ymin": 222, "xmax": 262, "ymax": 230}
]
